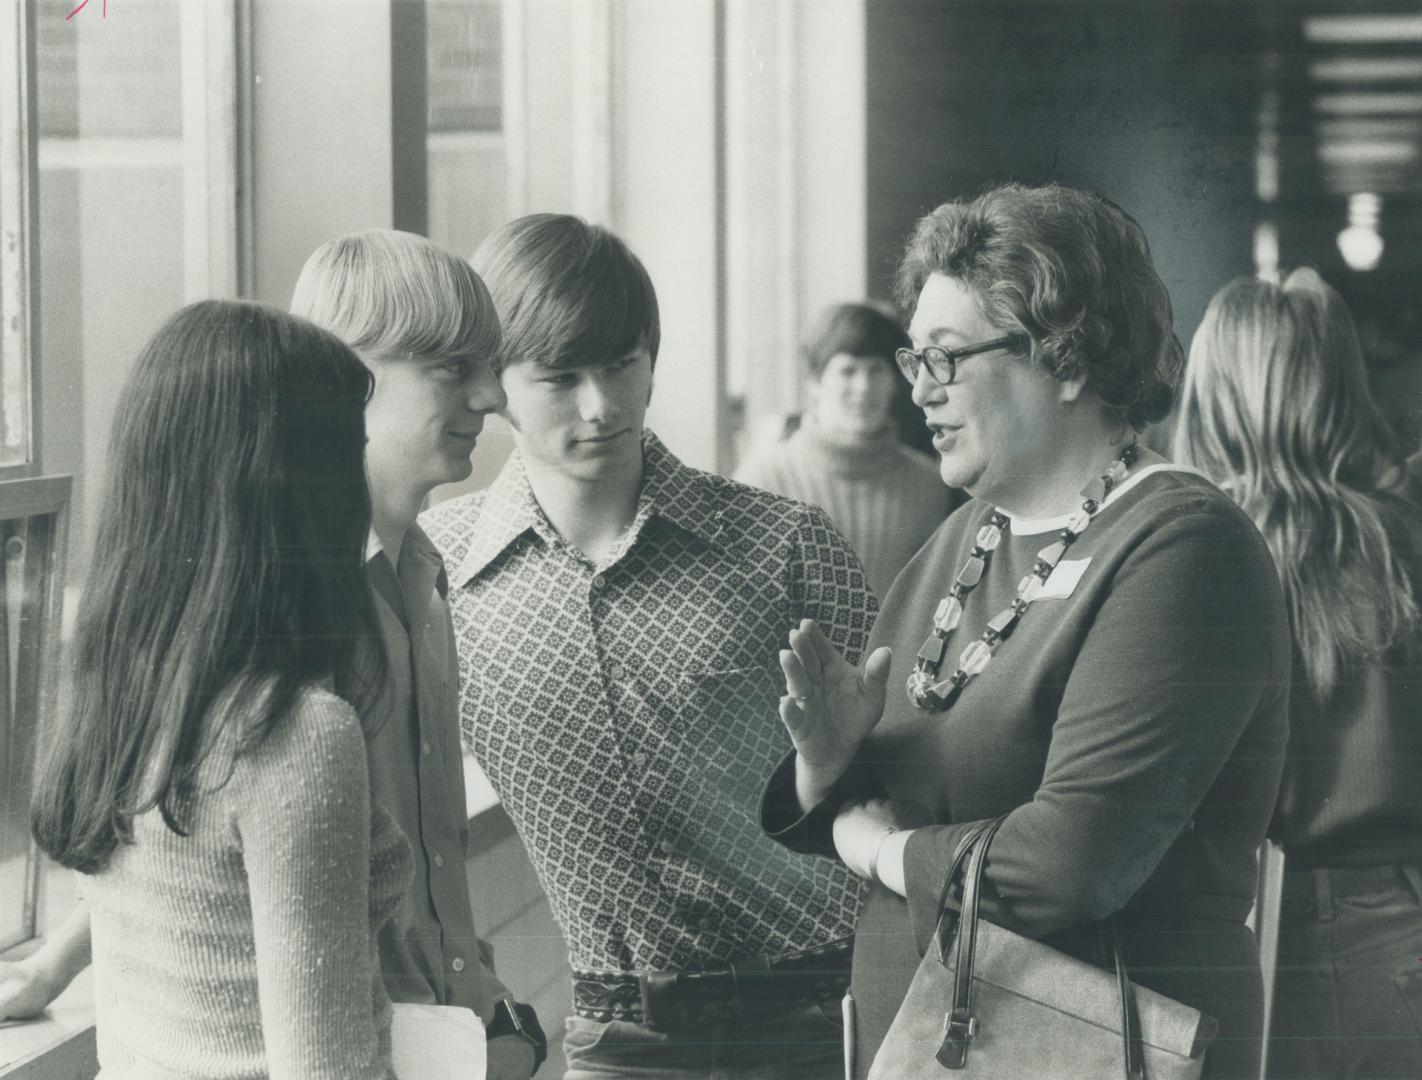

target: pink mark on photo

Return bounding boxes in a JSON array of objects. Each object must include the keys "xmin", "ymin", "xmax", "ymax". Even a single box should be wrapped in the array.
[{"xmin": 66, "ymin": 0, "xmax": 107, "ymax": 21}]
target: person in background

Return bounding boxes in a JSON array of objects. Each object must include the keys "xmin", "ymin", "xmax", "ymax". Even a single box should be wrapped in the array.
[
  {"xmin": 736, "ymin": 303, "xmax": 958, "ymax": 599},
  {"xmin": 4, "ymin": 231, "xmax": 546, "ymax": 1079},
  {"xmin": 421, "ymin": 213, "xmax": 874, "ymax": 1079},
  {"xmin": 762, "ymin": 183, "xmax": 1290, "ymax": 1079},
  {"xmin": 28, "ymin": 300, "xmax": 406, "ymax": 1078},
  {"xmin": 1176, "ymin": 267, "xmax": 1422, "ymax": 1080}
]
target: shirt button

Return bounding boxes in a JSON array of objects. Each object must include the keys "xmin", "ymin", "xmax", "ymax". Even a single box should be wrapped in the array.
[
  {"xmin": 433, "ymin": 852, "xmax": 444, "ymax": 868},
  {"xmin": 608, "ymin": 662, "xmax": 626, "ymax": 681},
  {"xmin": 592, "ymin": 574, "xmax": 607, "ymax": 589},
  {"xmin": 421, "ymin": 740, "xmax": 432, "ymax": 756},
  {"xmin": 631, "ymin": 751, "xmax": 648, "ymax": 768},
  {"xmin": 452, "ymin": 957, "xmax": 465, "ymax": 973},
  {"xmin": 658, "ymin": 839, "xmax": 674, "ymax": 855}
]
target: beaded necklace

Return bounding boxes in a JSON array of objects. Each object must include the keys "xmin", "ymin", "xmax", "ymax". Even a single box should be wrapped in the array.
[{"xmin": 906, "ymin": 442, "xmax": 1140, "ymax": 712}]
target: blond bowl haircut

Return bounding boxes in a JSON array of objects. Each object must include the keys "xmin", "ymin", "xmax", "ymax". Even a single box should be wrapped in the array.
[{"xmin": 290, "ymin": 228, "xmax": 501, "ymax": 362}]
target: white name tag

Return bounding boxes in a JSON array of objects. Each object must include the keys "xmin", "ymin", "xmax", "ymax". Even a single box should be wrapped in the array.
[{"xmin": 1039, "ymin": 558, "xmax": 1092, "ymax": 600}]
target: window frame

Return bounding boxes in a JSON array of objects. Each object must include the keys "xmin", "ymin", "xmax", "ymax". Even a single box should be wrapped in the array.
[
  {"xmin": 0, "ymin": 474, "xmax": 70, "ymax": 957},
  {"xmin": 0, "ymin": 0, "xmax": 39, "ymax": 483}
]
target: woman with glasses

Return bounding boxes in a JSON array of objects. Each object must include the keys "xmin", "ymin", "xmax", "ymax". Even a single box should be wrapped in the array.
[
  {"xmin": 762, "ymin": 183, "xmax": 1290, "ymax": 1079},
  {"xmin": 1177, "ymin": 269, "xmax": 1422, "ymax": 1080},
  {"xmin": 29, "ymin": 301, "xmax": 409, "ymax": 1078}
]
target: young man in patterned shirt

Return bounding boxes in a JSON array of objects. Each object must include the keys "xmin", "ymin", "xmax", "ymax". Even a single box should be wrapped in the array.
[{"xmin": 420, "ymin": 214, "xmax": 875, "ymax": 1078}]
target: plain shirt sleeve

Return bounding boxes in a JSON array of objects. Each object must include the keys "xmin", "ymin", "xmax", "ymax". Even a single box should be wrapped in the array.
[
  {"xmin": 899, "ymin": 508, "xmax": 1287, "ymax": 943},
  {"xmin": 234, "ymin": 696, "xmax": 394, "ymax": 1080}
]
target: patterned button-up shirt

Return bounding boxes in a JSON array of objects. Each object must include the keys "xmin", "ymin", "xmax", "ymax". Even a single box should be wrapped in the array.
[{"xmin": 420, "ymin": 432, "xmax": 874, "ymax": 973}]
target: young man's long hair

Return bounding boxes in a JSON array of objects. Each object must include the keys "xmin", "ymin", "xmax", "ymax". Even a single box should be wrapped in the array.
[
  {"xmin": 32, "ymin": 301, "xmax": 383, "ymax": 873},
  {"xmin": 471, "ymin": 213, "xmax": 660, "ymax": 370},
  {"xmin": 1176, "ymin": 268, "xmax": 1419, "ymax": 700},
  {"xmin": 291, "ymin": 228, "xmax": 502, "ymax": 362}
]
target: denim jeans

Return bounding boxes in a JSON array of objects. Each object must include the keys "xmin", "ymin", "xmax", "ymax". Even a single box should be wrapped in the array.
[
  {"xmin": 562, "ymin": 998, "xmax": 844, "ymax": 1080},
  {"xmin": 1268, "ymin": 863, "xmax": 1422, "ymax": 1080}
]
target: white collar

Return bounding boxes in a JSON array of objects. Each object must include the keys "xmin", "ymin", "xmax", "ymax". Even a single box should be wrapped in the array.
[
  {"xmin": 997, "ymin": 463, "xmax": 1209, "ymax": 536},
  {"xmin": 365, "ymin": 528, "xmax": 385, "ymax": 563}
]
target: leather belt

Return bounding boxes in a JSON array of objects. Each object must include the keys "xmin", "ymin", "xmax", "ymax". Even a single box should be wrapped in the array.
[
  {"xmin": 571, "ymin": 938, "xmax": 853, "ymax": 1029},
  {"xmin": 1282, "ymin": 862, "xmax": 1422, "ymax": 904}
]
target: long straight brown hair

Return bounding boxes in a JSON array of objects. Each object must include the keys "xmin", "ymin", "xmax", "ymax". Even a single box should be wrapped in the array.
[
  {"xmin": 1176, "ymin": 269, "xmax": 1418, "ymax": 700},
  {"xmin": 32, "ymin": 301, "xmax": 384, "ymax": 872}
]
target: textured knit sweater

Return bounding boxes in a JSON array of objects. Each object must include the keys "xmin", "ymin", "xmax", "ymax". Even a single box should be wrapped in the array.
[
  {"xmin": 83, "ymin": 687, "xmax": 413, "ymax": 1080},
  {"xmin": 736, "ymin": 419, "xmax": 956, "ymax": 599}
]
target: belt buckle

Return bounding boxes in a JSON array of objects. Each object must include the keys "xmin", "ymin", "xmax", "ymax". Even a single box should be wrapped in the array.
[
  {"xmin": 640, "ymin": 970, "xmax": 739, "ymax": 1031},
  {"xmin": 640, "ymin": 972, "xmax": 698, "ymax": 1030},
  {"xmin": 730, "ymin": 954, "xmax": 777, "ymax": 1010}
]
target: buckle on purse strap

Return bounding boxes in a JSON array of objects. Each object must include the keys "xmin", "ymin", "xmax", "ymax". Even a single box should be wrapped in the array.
[{"xmin": 936, "ymin": 1010, "xmax": 979, "ymax": 1069}]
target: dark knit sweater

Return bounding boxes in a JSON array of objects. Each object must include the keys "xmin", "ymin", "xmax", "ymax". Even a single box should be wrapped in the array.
[
  {"xmin": 1270, "ymin": 458, "xmax": 1422, "ymax": 868},
  {"xmin": 765, "ymin": 466, "xmax": 1291, "ymax": 1077}
]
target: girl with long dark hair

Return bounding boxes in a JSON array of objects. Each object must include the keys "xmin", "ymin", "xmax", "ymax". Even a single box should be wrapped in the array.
[{"xmin": 30, "ymin": 300, "xmax": 408, "ymax": 1078}]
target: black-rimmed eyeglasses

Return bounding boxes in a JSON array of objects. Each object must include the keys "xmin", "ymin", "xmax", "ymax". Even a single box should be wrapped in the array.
[{"xmin": 894, "ymin": 334, "xmax": 1027, "ymax": 386}]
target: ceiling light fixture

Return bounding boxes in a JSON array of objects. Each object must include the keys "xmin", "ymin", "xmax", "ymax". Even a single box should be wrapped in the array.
[
  {"xmin": 1317, "ymin": 139, "xmax": 1418, "ymax": 164},
  {"xmin": 1337, "ymin": 192, "xmax": 1384, "ymax": 271},
  {"xmin": 1314, "ymin": 92, "xmax": 1422, "ymax": 115},
  {"xmin": 1304, "ymin": 15, "xmax": 1422, "ymax": 44},
  {"xmin": 1309, "ymin": 56, "xmax": 1422, "ymax": 82}
]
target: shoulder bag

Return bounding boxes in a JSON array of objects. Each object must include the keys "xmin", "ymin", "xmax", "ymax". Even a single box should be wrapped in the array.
[{"xmin": 867, "ymin": 817, "xmax": 1218, "ymax": 1079}]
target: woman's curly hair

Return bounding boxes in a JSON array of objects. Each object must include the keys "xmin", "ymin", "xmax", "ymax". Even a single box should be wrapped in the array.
[{"xmin": 894, "ymin": 183, "xmax": 1183, "ymax": 431}]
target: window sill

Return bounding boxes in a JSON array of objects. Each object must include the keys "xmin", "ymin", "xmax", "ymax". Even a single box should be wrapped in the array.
[
  {"xmin": 1, "ymin": 866, "xmax": 96, "ymax": 1080},
  {"xmin": 0, "ymin": 970, "xmax": 95, "ymax": 1080}
]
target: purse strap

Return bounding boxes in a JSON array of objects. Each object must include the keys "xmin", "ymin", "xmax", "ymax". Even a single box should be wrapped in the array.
[
  {"xmin": 933, "ymin": 816, "xmax": 1147, "ymax": 1079},
  {"xmin": 1110, "ymin": 920, "xmax": 1146, "ymax": 1080},
  {"xmin": 933, "ymin": 815, "xmax": 1004, "ymax": 1068},
  {"xmin": 929, "ymin": 818, "xmax": 996, "ymax": 949}
]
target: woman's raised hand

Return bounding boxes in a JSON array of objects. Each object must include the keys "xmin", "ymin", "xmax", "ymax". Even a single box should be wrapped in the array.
[{"xmin": 778, "ymin": 619, "xmax": 892, "ymax": 809}]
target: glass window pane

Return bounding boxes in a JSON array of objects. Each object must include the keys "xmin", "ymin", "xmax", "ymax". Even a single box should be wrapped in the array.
[
  {"xmin": 0, "ymin": 478, "xmax": 69, "ymax": 953},
  {"xmin": 1, "ymin": 0, "xmax": 33, "ymax": 470},
  {"xmin": 36, "ymin": 0, "xmax": 188, "ymax": 575},
  {"xmin": 427, "ymin": 0, "xmax": 507, "ymax": 257}
]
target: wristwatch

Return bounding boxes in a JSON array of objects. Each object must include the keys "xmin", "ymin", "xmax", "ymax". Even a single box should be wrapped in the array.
[{"xmin": 487, "ymin": 998, "xmax": 548, "ymax": 1075}]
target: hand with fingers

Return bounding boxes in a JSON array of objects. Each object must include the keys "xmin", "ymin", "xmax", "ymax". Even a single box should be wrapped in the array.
[{"xmin": 778, "ymin": 618, "xmax": 893, "ymax": 811}]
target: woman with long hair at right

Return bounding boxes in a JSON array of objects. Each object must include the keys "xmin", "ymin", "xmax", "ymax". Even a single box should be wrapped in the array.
[
  {"xmin": 30, "ymin": 300, "xmax": 409, "ymax": 1078},
  {"xmin": 1176, "ymin": 267, "xmax": 1422, "ymax": 1080}
]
